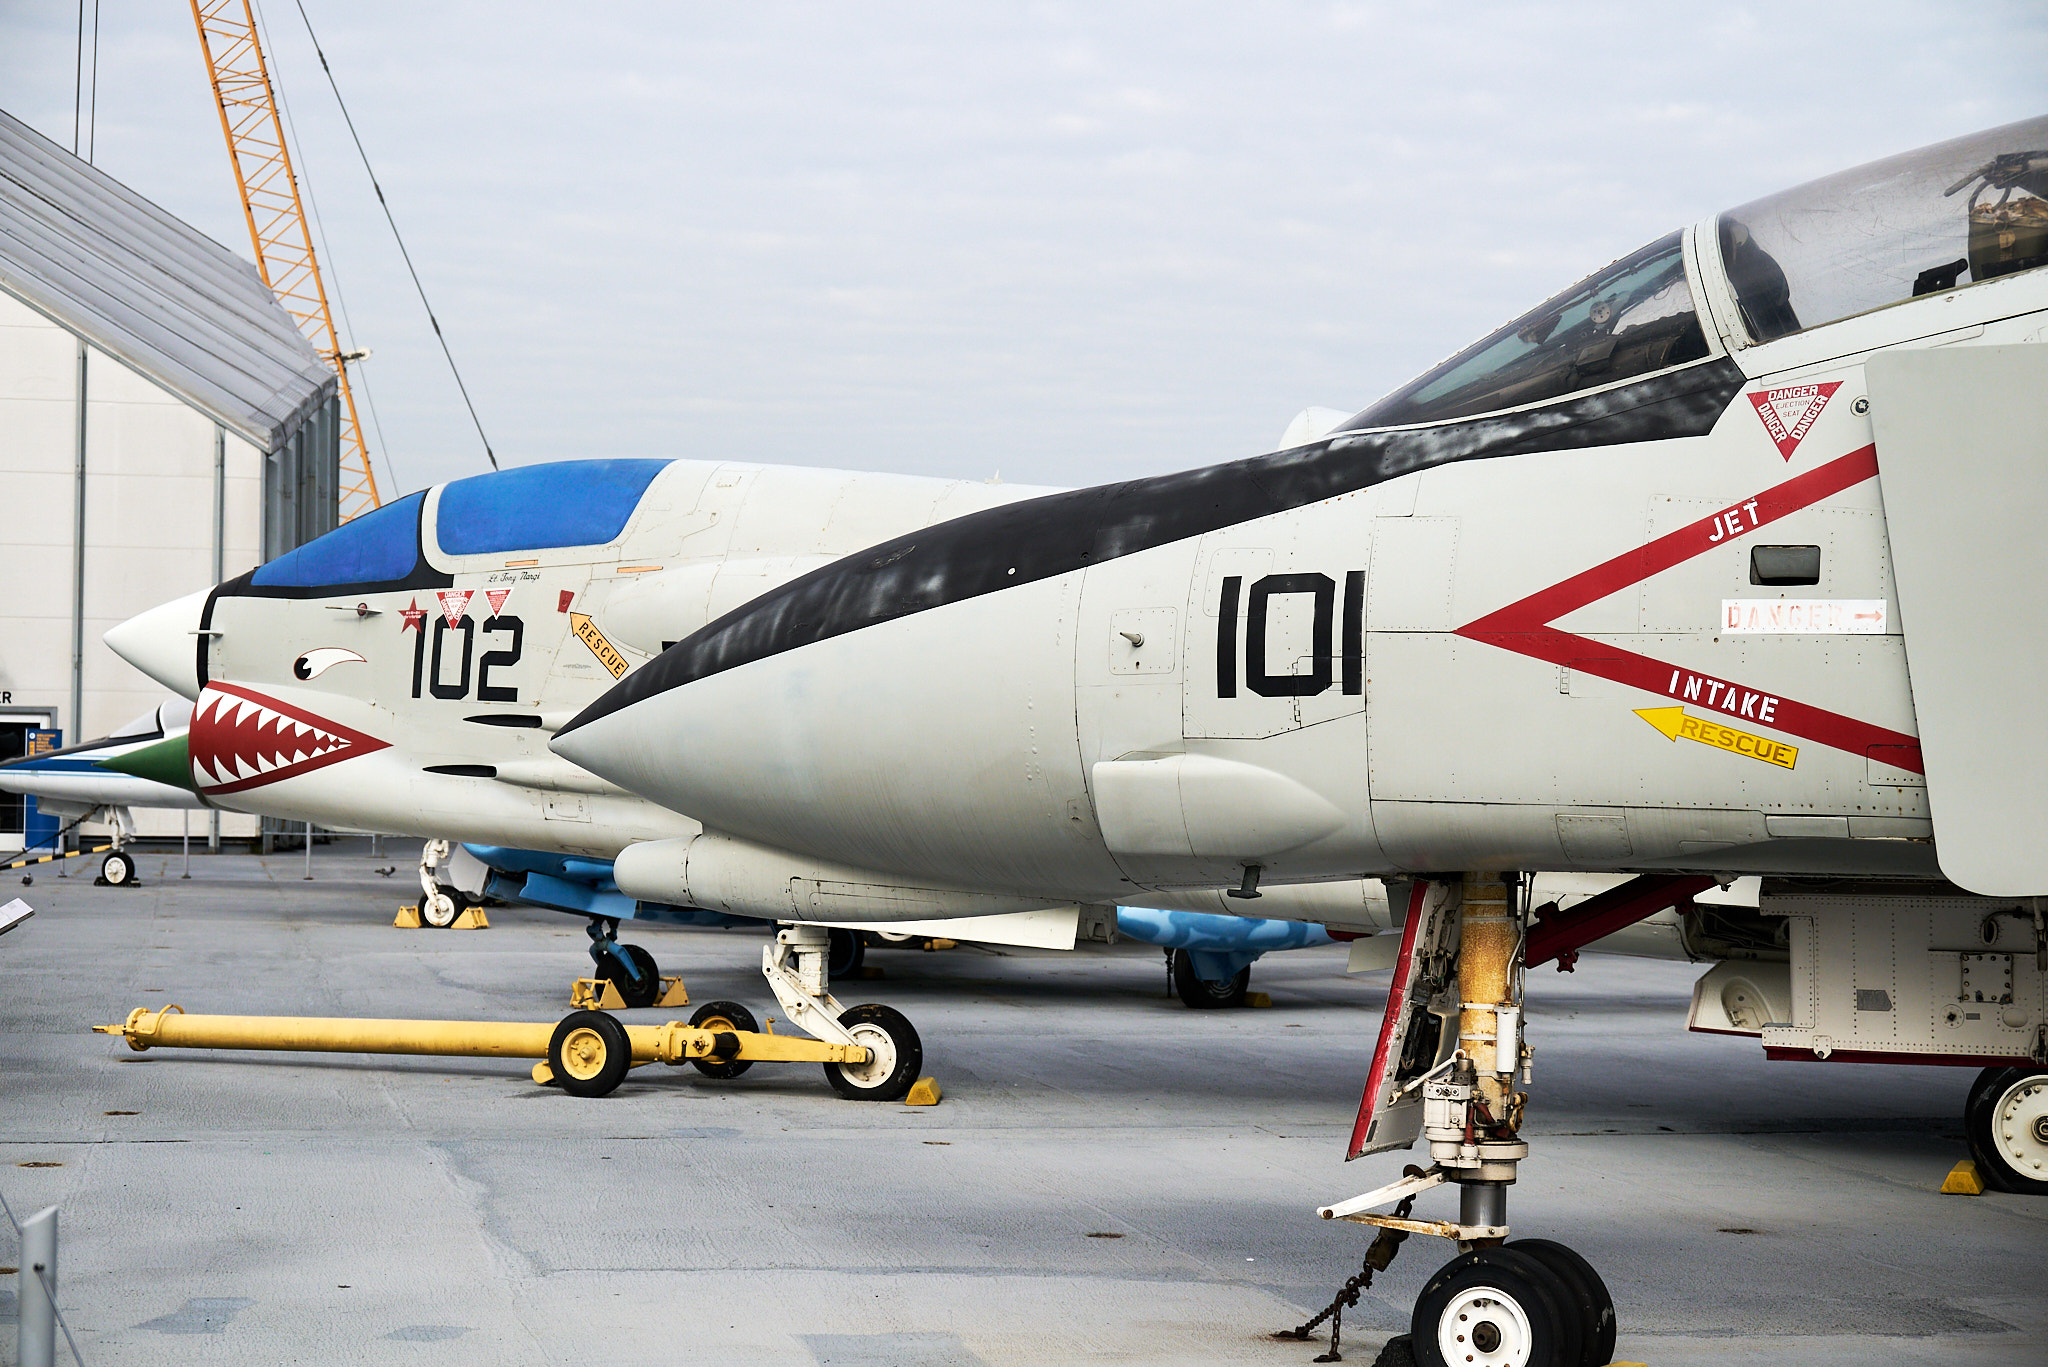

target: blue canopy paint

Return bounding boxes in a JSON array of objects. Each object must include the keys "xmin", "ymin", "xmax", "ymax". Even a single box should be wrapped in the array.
[
  {"xmin": 252, "ymin": 491, "xmax": 425, "ymax": 587},
  {"xmin": 436, "ymin": 460, "xmax": 670, "ymax": 555}
]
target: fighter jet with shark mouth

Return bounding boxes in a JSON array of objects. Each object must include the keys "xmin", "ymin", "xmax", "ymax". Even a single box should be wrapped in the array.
[
  {"xmin": 548, "ymin": 121, "xmax": 2048, "ymax": 1364},
  {"xmin": 105, "ymin": 456, "xmax": 1390, "ymax": 1038}
]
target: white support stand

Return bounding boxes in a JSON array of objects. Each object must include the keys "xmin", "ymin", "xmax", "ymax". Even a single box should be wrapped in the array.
[{"xmin": 761, "ymin": 924, "xmax": 860, "ymax": 1047}]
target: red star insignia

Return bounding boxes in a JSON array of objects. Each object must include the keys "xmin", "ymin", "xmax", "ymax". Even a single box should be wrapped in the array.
[{"xmin": 399, "ymin": 598, "xmax": 428, "ymax": 633}]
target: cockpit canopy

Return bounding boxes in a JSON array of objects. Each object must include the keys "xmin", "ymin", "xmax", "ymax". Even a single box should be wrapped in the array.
[
  {"xmin": 1719, "ymin": 115, "xmax": 2048, "ymax": 344},
  {"xmin": 1345, "ymin": 115, "xmax": 2047, "ymax": 434},
  {"xmin": 1349, "ymin": 230, "xmax": 1710, "ymax": 431},
  {"xmin": 247, "ymin": 459, "xmax": 675, "ymax": 591}
]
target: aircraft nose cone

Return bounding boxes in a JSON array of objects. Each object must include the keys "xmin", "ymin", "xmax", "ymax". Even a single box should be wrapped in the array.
[{"xmin": 104, "ymin": 588, "xmax": 211, "ymax": 701}]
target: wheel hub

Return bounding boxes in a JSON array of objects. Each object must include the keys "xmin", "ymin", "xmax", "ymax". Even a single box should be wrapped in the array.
[
  {"xmin": 1995, "ymin": 1076, "xmax": 2048, "ymax": 1175},
  {"xmin": 838, "ymin": 1021, "xmax": 897, "ymax": 1087},
  {"xmin": 562, "ymin": 1027, "xmax": 609, "ymax": 1080},
  {"xmin": 1437, "ymin": 1287, "xmax": 1533, "ymax": 1367}
]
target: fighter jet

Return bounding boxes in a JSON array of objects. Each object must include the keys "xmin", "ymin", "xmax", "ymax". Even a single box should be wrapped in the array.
[
  {"xmin": 0, "ymin": 699, "xmax": 200, "ymax": 885},
  {"xmin": 552, "ymin": 120, "xmax": 2048, "ymax": 1361},
  {"xmin": 104, "ymin": 457, "xmax": 1393, "ymax": 1060}
]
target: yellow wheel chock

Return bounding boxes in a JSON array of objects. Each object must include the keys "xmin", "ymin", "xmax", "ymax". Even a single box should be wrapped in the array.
[
  {"xmin": 94, "ymin": 1003, "xmax": 868, "ymax": 1099},
  {"xmin": 570, "ymin": 976, "xmax": 689, "ymax": 1010}
]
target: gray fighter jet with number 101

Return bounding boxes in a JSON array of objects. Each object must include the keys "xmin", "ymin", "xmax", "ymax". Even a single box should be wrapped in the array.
[{"xmin": 553, "ymin": 120, "xmax": 2048, "ymax": 1365}]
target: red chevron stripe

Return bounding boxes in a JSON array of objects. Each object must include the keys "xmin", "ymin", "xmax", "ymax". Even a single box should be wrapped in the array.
[{"xmin": 1454, "ymin": 444, "xmax": 1923, "ymax": 772}]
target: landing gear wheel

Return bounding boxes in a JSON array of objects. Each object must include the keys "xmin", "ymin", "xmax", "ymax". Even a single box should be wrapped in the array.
[
  {"xmin": 1412, "ymin": 1246, "xmax": 1573, "ymax": 1367},
  {"xmin": 1965, "ymin": 1066, "xmax": 2048, "ymax": 1194},
  {"xmin": 547, "ymin": 1010, "xmax": 632, "ymax": 1097},
  {"xmin": 1507, "ymin": 1239, "xmax": 1615, "ymax": 1366},
  {"xmin": 421, "ymin": 891, "xmax": 462, "ymax": 928},
  {"xmin": 829, "ymin": 927, "xmax": 866, "ymax": 978},
  {"xmin": 1170, "ymin": 949, "xmax": 1249, "ymax": 1009},
  {"xmin": 100, "ymin": 850, "xmax": 135, "ymax": 886},
  {"xmin": 822, "ymin": 1003, "xmax": 922, "ymax": 1102},
  {"xmin": 688, "ymin": 1001, "xmax": 760, "ymax": 1078},
  {"xmin": 597, "ymin": 943, "xmax": 661, "ymax": 1008}
]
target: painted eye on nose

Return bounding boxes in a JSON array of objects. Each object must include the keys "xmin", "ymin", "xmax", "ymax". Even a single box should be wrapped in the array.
[{"xmin": 293, "ymin": 647, "xmax": 367, "ymax": 681}]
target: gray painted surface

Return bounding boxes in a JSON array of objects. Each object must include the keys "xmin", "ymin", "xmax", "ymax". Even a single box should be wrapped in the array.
[
  {"xmin": 1870, "ymin": 343, "xmax": 2048, "ymax": 896},
  {"xmin": 0, "ymin": 844, "xmax": 2042, "ymax": 1364},
  {"xmin": 0, "ymin": 106, "xmax": 333, "ymax": 453}
]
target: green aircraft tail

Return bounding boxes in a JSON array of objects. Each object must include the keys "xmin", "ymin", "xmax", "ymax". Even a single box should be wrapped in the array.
[{"xmin": 98, "ymin": 731, "xmax": 198, "ymax": 794}]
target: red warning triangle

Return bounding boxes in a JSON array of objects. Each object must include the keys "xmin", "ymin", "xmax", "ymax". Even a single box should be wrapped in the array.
[
  {"xmin": 436, "ymin": 589, "xmax": 473, "ymax": 627},
  {"xmin": 484, "ymin": 589, "xmax": 511, "ymax": 617},
  {"xmin": 1747, "ymin": 381, "xmax": 1842, "ymax": 460}
]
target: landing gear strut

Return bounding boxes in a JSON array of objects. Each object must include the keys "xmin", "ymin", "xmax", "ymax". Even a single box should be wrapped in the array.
[
  {"xmin": 763, "ymin": 924, "xmax": 921, "ymax": 1101},
  {"xmin": 416, "ymin": 838, "xmax": 480, "ymax": 928},
  {"xmin": 585, "ymin": 916, "xmax": 661, "ymax": 1009},
  {"xmin": 1320, "ymin": 872, "xmax": 1616, "ymax": 1367}
]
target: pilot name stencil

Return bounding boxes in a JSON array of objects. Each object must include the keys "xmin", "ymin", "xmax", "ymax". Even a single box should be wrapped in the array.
[{"xmin": 1747, "ymin": 381, "xmax": 1842, "ymax": 460}]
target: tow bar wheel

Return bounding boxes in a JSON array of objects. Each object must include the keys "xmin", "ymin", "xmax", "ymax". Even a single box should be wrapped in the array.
[
  {"xmin": 1413, "ymin": 1247, "xmax": 1572, "ymax": 1367},
  {"xmin": 1967, "ymin": 1066, "xmax": 2048, "ymax": 1194},
  {"xmin": 548, "ymin": 1009, "xmax": 632, "ymax": 1097},
  {"xmin": 687, "ymin": 1000, "xmax": 760, "ymax": 1079},
  {"xmin": 822, "ymin": 1003, "xmax": 922, "ymax": 1102}
]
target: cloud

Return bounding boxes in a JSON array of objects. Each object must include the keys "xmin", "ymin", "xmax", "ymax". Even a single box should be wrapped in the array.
[{"xmin": 0, "ymin": 1, "xmax": 2040, "ymax": 492}]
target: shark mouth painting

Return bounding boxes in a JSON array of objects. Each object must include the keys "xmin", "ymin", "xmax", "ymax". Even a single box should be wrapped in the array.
[{"xmin": 190, "ymin": 682, "xmax": 389, "ymax": 794}]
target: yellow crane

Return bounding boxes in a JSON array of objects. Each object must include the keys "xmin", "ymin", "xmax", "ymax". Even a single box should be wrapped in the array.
[{"xmin": 188, "ymin": 0, "xmax": 380, "ymax": 520}]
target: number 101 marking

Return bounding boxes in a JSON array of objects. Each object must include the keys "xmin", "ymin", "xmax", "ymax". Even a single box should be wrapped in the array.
[{"xmin": 1215, "ymin": 572, "xmax": 1363, "ymax": 698}]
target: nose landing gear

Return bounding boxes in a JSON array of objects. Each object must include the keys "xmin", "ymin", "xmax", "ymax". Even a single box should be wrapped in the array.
[
  {"xmin": 1316, "ymin": 873, "xmax": 1617, "ymax": 1367},
  {"xmin": 584, "ymin": 917, "xmax": 663, "ymax": 1008},
  {"xmin": 763, "ymin": 924, "xmax": 923, "ymax": 1102}
]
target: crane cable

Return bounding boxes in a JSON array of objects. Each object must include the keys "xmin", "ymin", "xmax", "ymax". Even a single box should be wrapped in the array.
[{"xmin": 285, "ymin": 0, "xmax": 499, "ymax": 471}]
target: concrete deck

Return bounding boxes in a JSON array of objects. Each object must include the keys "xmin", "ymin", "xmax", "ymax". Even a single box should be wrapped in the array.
[{"xmin": 1, "ymin": 843, "xmax": 2042, "ymax": 1365}]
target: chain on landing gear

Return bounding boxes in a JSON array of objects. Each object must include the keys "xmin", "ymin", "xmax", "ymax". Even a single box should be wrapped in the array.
[
  {"xmin": 761, "ymin": 924, "xmax": 922, "ymax": 1101},
  {"xmin": 1275, "ymin": 1173, "xmax": 1425, "ymax": 1362},
  {"xmin": 1314, "ymin": 873, "xmax": 1617, "ymax": 1367}
]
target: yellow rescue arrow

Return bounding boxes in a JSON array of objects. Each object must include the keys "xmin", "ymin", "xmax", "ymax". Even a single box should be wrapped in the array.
[
  {"xmin": 568, "ymin": 612, "xmax": 629, "ymax": 679},
  {"xmin": 1634, "ymin": 706, "xmax": 1797, "ymax": 770}
]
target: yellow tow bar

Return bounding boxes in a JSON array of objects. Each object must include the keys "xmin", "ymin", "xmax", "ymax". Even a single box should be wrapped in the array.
[{"xmin": 94, "ymin": 1004, "xmax": 868, "ymax": 1098}]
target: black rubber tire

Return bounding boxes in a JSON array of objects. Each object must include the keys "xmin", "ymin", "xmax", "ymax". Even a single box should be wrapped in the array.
[
  {"xmin": 822, "ymin": 1003, "xmax": 923, "ymax": 1102},
  {"xmin": 1966, "ymin": 1065, "xmax": 2005, "ymax": 1120},
  {"xmin": 597, "ymin": 943, "xmax": 661, "ymax": 1008},
  {"xmin": 1965, "ymin": 1065, "xmax": 2048, "ymax": 1194},
  {"xmin": 548, "ymin": 1010, "xmax": 632, "ymax": 1097},
  {"xmin": 1508, "ymin": 1238, "xmax": 1615, "ymax": 1366},
  {"xmin": 1171, "ymin": 949, "xmax": 1249, "ymax": 1009},
  {"xmin": 688, "ymin": 1000, "xmax": 760, "ymax": 1078},
  {"xmin": 420, "ymin": 892, "xmax": 462, "ymax": 928},
  {"xmin": 1368, "ymin": 1335, "xmax": 1417, "ymax": 1367},
  {"xmin": 100, "ymin": 851, "xmax": 134, "ymax": 887},
  {"xmin": 1411, "ymin": 1247, "xmax": 1572, "ymax": 1367},
  {"xmin": 829, "ymin": 927, "xmax": 866, "ymax": 978}
]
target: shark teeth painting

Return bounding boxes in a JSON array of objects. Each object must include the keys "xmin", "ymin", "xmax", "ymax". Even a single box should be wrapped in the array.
[{"xmin": 189, "ymin": 682, "xmax": 390, "ymax": 795}]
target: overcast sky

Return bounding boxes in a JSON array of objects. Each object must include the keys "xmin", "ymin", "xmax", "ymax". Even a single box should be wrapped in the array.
[{"xmin": 3, "ymin": 3, "xmax": 2043, "ymax": 496}]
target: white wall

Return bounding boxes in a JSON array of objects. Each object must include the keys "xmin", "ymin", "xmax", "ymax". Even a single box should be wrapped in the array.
[{"xmin": 0, "ymin": 288, "xmax": 260, "ymax": 837}]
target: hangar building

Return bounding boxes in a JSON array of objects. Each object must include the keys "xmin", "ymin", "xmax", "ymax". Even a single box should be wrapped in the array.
[{"xmin": 0, "ymin": 107, "xmax": 339, "ymax": 846}]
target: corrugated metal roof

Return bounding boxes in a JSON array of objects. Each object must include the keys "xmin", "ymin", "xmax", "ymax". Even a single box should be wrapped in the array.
[{"xmin": 0, "ymin": 106, "xmax": 335, "ymax": 453}]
